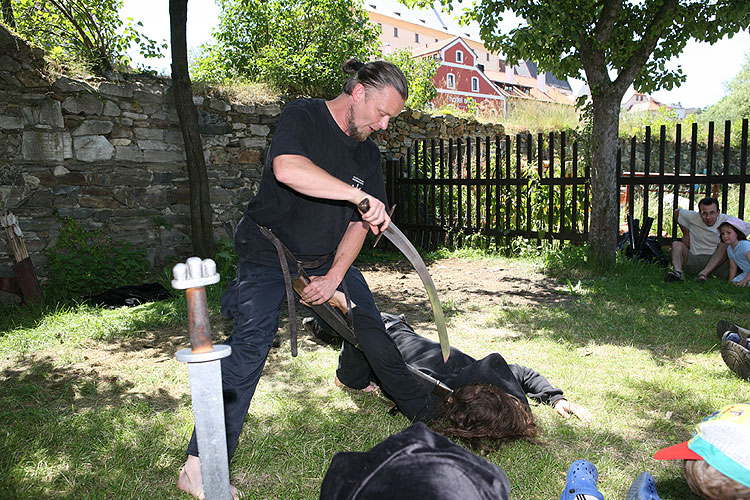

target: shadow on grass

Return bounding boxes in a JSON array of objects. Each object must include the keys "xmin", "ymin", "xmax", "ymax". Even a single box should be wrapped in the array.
[
  {"xmin": 483, "ymin": 262, "xmax": 750, "ymax": 359},
  {"xmin": 0, "ymin": 354, "xmax": 187, "ymax": 500},
  {"xmin": 0, "ymin": 332, "xmax": 710, "ymax": 500},
  {"xmin": 229, "ymin": 378, "xmax": 705, "ymax": 500},
  {"xmin": 495, "ymin": 275, "xmax": 570, "ymax": 304}
]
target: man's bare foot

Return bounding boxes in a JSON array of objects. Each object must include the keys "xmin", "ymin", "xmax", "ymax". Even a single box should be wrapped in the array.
[
  {"xmin": 334, "ymin": 375, "xmax": 378, "ymax": 392},
  {"xmin": 177, "ymin": 455, "xmax": 243, "ymax": 499}
]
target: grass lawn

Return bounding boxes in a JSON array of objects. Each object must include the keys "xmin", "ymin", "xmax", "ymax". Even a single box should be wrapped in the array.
[{"xmin": 0, "ymin": 250, "xmax": 748, "ymax": 499}]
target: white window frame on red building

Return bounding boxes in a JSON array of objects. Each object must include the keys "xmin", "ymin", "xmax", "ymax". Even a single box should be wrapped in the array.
[{"xmin": 431, "ymin": 37, "xmax": 507, "ymax": 116}]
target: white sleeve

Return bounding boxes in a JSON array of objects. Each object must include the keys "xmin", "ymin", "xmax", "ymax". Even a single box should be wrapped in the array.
[{"xmin": 677, "ymin": 209, "xmax": 698, "ymax": 228}]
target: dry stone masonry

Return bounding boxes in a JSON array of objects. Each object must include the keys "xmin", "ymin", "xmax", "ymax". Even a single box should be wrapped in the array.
[{"xmin": 0, "ymin": 26, "xmax": 277, "ymax": 276}]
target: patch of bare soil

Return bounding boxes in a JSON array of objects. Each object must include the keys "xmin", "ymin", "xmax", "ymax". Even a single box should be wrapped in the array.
[
  {"xmin": 353, "ymin": 257, "xmax": 570, "ymax": 332},
  {"xmin": 1, "ymin": 257, "xmax": 569, "ymax": 406}
]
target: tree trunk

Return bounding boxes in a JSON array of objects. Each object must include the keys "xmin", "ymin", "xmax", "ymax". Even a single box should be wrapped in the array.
[
  {"xmin": 1, "ymin": 0, "xmax": 15, "ymax": 29},
  {"xmin": 587, "ymin": 91, "xmax": 622, "ymax": 267},
  {"xmin": 169, "ymin": 0, "xmax": 216, "ymax": 258}
]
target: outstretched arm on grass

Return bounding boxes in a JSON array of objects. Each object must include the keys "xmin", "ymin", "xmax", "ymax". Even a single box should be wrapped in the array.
[{"xmin": 552, "ymin": 399, "xmax": 592, "ymax": 423}]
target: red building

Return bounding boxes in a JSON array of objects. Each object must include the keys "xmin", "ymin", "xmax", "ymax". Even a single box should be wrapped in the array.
[{"xmin": 413, "ymin": 37, "xmax": 506, "ymax": 117}]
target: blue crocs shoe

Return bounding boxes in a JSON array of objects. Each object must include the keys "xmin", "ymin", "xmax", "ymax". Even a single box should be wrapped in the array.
[
  {"xmin": 560, "ymin": 460, "xmax": 604, "ymax": 500},
  {"xmin": 625, "ymin": 471, "xmax": 662, "ymax": 500}
]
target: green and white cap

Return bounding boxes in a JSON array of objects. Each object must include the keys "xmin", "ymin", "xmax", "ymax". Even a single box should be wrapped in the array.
[{"xmin": 654, "ymin": 403, "xmax": 750, "ymax": 488}]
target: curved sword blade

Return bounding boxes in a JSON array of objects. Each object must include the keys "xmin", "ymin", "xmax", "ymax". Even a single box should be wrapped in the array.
[{"xmin": 382, "ymin": 222, "xmax": 451, "ymax": 362}]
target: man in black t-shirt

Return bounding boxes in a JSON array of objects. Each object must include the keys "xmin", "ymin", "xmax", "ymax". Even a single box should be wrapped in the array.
[{"xmin": 177, "ymin": 60, "xmax": 437, "ymax": 499}]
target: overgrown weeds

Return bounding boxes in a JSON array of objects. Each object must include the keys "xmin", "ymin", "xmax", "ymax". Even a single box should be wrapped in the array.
[
  {"xmin": 44, "ymin": 218, "xmax": 153, "ymax": 300},
  {"xmin": 191, "ymin": 79, "xmax": 283, "ymax": 105}
]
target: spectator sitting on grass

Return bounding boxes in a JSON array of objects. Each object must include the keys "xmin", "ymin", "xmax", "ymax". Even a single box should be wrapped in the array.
[
  {"xmin": 718, "ymin": 217, "xmax": 750, "ymax": 287},
  {"xmin": 717, "ymin": 320, "xmax": 750, "ymax": 380},
  {"xmin": 654, "ymin": 402, "xmax": 750, "ymax": 500},
  {"xmin": 665, "ymin": 197, "xmax": 736, "ymax": 282}
]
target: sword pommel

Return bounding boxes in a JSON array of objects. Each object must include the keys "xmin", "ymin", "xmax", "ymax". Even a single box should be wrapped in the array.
[{"xmin": 358, "ymin": 198, "xmax": 370, "ymax": 213}]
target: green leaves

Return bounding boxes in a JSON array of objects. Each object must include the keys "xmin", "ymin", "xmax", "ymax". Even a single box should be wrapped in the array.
[
  {"xmin": 381, "ymin": 49, "xmax": 439, "ymax": 109},
  {"xmin": 192, "ymin": 0, "xmax": 381, "ymax": 98},
  {"xmin": 10, "ymin": 0, "xmax": 164, "ymax": 75},
  {"xmin": 703, "ymin": 53, "xmax": 750, "ymax": 123}
]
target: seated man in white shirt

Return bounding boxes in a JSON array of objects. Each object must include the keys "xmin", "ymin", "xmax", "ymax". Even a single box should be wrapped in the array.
[{"xmin": 666, "ymin": 197, "xmax": 730, "ymax": 282}]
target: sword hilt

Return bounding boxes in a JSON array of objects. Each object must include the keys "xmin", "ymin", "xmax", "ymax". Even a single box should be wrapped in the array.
[
  {"xmin": 373, "ymin": 204, "xmax": 396, "ymax": 248},
  {"xmin": 357, "ymin": 197, "xmax": 393, "ymax": 241}
]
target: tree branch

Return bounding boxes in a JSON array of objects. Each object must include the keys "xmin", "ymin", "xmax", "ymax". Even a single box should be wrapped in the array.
[
  {"xmin": 614, "ymin": 0, "xmax": 679, "ymax": 94},
  {"xmin": 577, "ymin": 32, "xmax": 610, "ymax": 95},
  {"xmin": 592, "ymin": 0, "xmax": 623, "ymax": 46},
  {"xmin": 72, "ymin": 0, "xmax": 107, "ymax": 47},
  {"xmin": 1, "ymin": 0, "xmax": 15, "ymax": 28},
  {"xmin": 46, "ymin": 0, "xmax": 96, "ymax": 52}
]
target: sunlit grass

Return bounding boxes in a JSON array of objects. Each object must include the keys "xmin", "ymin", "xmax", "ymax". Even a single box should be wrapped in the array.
[
  {"xmin": 191, "ymin": 79, "xmax": 282, "ymax": 105},
  {"xmin": 1, "ymin": 252, "xmax": 748, "ymax": 499},
  {"xmin": 0, "ymin": 299, "xmax": 185, "ymax": 356}
]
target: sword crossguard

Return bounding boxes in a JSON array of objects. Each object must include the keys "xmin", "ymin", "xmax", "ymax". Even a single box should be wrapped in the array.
[
  {"xmin": 358, "ymin": 197, "xmax": 395, "ymax": 243},
  {"xmin": 373, "ymin": 204, "xmax": 396, "ymax": 247}
]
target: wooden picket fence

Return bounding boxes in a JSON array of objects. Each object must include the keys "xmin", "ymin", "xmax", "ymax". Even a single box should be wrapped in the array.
[{"xmin": 384, "ymin": 119, "xmax": 750, "ymax": 251}]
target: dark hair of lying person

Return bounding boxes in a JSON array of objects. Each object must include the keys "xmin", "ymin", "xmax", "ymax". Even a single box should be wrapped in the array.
[{"xmin": 433, "ymin": 384, "xmax": 540, "ymax": 449}]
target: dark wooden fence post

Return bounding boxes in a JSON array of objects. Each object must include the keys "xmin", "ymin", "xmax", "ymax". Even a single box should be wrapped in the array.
[
  {"xmin": 384, "ymin": 120, "xmax": 748, "ymax": 250},
  {"xmin": 741, "ymin": 118, "xmax": 749, "ymax": 220},
  {"xmin": 385, "ymin": 159, "xmax": 397, "ymax": 219}
]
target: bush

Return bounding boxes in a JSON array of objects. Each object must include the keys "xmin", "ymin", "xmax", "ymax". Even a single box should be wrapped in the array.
[
  {"xmin": 191, "ymin": 0, "xmax": 380, "ymax": 98},
  {"xmin": 45, "ymin": 218, "xmax": 151, "ymax": 299},
  {"xmin": 213, "ymin": 236, "xmax": 238, "ymax": 282}
]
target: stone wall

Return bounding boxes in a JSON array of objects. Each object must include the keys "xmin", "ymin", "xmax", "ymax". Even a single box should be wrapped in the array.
[
  {"xmin": 0, "ymin": 25, "xmax": 504, "ymax": 281},
  {"xmin": 0, "ymin": 26, "xmax": 279, "ymax": 278},
  {"xmin": 374, "ymin": 108, "xmax": 505, "ymax": 159}
]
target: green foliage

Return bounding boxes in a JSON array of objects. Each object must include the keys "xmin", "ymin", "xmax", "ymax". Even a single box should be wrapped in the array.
[
  {"xmin": 192, "ymin": 0, "xmax": 381, "ymax": 98},
  {"xmin": 213, "ymin": 236, "xmax": 238, "ymax": 283},
  {"xmin": 432, "ymin": 98, "xmax": 582, "ymax": 135},
  {"xmin": 10, "ymin": 0, "xmax": 165, "ymax": 75},
  {"xmin": 432, "ymin": 103, "xmax": 478, "ymax": 120},
  {"xmin": 465, "ymin": 96, "xmax": 479, "ymax": 115},
  {"xmin": 620, "ymin": 106, "xmax": 688, "ymax": 140},
  {"xmin": 45, "ymin": 218, "xmax": 151, "ymax": 299},
  {"xmin": 430, "ymin": 0, "xmax": 749, "ymax": 94},
  {"xmin": 618, "ymin": 109, "xmax": 749, "ymax": 149},
  {"xmin": 703, "ymin": 52, "xmax": 750, "ymax": 123},
  {"xmin": 382, "ymin": 49, "xmax": 439, "ymax": 109},
  {"xmin": 190, "ymin": 79, "xmax": 281, "ymax": 105}
]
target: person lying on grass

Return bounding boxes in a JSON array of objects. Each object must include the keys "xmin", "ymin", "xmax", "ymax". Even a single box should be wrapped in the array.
[{"xmin": 303, "ymin": 295, "xmax": 591, "ymax": 445}]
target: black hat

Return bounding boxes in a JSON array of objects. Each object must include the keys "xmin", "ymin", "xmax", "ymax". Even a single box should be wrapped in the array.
[{"xmin": 319, "ymin": 422, "xmax": 510, "ymax": 500}]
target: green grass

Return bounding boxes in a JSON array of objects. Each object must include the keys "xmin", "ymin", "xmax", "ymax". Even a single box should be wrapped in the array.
[
  {"xmin": 502, "ymin": 99, "xmax": 582, "ymax": 136},
  {"xmin": 190, "ymin": 79, "xmax": 283, "ymax": 105},
  {"xmin": 1, "ymin": 251, "xmax": 748, "ymax": 499}
]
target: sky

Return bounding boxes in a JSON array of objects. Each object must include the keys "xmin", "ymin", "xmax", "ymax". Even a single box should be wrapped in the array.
[{"xmin": 121, "ymin": 0, "xmax": 749, "ymax": 110}]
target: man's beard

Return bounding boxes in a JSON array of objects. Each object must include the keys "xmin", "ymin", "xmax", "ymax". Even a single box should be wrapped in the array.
[{"xmin": 345, "ymin": 106, "xmax": 367, "ymax": 142}]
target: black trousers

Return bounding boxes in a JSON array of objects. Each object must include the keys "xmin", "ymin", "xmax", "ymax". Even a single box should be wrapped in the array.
[{"xmin": 186, "ymin": 258, "xmax": 435, "ymax": 461}]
